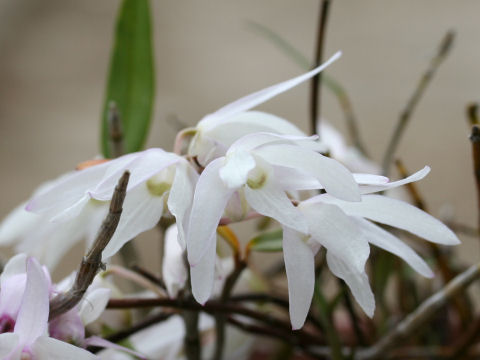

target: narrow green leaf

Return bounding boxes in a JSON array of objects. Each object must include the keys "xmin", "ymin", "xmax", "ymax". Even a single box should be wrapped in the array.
[
  {"xmin": 101, "ymin": 0, "xmax": 155, "ymax": 157},
  {"xmin": 247, "ymin": 229, "xmax": 283, "ymax": 252}
]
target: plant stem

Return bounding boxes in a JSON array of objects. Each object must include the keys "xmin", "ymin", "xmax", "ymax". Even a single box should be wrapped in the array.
[
  {"xmin": 382, "ymin": 30, "xmax": 454, "ymax": 176},
  {"xmin": 310, "ymin": 0, "xmax": 331, "ymax": 136}
]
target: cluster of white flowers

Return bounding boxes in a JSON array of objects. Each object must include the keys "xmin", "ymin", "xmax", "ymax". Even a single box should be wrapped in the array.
[{"xmin": 0, "ymin": 51, "xmax": 459, "ymax": 357}]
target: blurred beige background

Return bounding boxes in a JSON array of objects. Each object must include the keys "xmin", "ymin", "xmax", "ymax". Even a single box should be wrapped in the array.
[{"xmin": 0, "ymin": 0, "xmax": 479, "ymax": 273}]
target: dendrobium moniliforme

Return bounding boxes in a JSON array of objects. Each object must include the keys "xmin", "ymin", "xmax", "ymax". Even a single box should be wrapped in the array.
[
  {"xmin": 0, "ymin": 257, "xmax": 98, "ymax": 359},
  {"xmin": 0, "ymin": 49, "xmax": 462, "ymax": 338}
]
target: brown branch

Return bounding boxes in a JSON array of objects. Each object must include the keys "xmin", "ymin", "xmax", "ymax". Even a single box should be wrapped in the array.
[
  {"xmin": 356, "ymin": 262, "xmax": 480, "ymax": 360},
  {"xmin": 310, "ymin": 0, "xmax": 332, "ymax": 136},
  {"xmin": 395, "ymin": 160, "xmax": 471, "ymax": 324},
  {"xmin": 49, "ymin": 171, "xmax": 130, "ymax": 320},
  {"xmin": 382, "ymin": 30, "xmax": 455, "ymax": 175},
  {"xmin": 470, "ymin": 125, "xmax": 480, "ymax": 238}
]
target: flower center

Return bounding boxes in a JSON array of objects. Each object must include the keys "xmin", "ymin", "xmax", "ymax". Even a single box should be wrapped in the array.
[
  {"xmin": 246, "ymin": 167, "xmax": 267, "ymax": 189},
  {"xmin": 0, "ymin": 315, "xmax": 14, "ymax": 333},
  {"xmin": 146, "ymin": 180, "xmax": 171, "ymax": 197}
]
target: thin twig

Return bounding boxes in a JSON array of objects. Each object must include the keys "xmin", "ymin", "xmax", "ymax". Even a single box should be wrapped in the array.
[
  {"xmin": 450, "ymin": 315, "xmax": 480, "ymax": 358},
  {"xmin": 467, "ymin": 102, "xmax": 479, "ymax": 125},
  {"xmin": 104, "ymin": 312, "xmax": 173, "ymax": 345},
  {"xmin": 246, "ymin": 21, "xmax": 367, "ymax": 154},
  {"xmin": 130, "ymin": 264, "xmax": 166, "ymax": 290},
  {"xmin": 108, "ymin": 101, "xmax": 125, "ymax": 158},
  {"xmin": 49, "ymin": 171, "xmax": 130, "ymax": 320},
  {"xmin": 106, "ymin": 297, "xmax": 323, "ymax": 342},
  {"xmin": 310, "ymin": 0, "xmax": 331, "ymax": 136},
  {"xmin": 107, "ymin": 102, "xmax": 140, "ymax": 267},
  {"xmin": 213, "ymin": 259, "xmax": 246, "ymax": 360},
  {"xmin": 356, "ymin": 262, "xmax": 480, "ymax": 360},
  {"xmin": 470, "ymin": 125, "xmax": 480, "ymax": 239},
  {"xmin": 382, "ymin": 30, "xmax": 455, "ymax": 175}
]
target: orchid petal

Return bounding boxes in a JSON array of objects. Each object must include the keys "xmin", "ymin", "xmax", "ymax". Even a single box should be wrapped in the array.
[
  {"xmin": 0, "ymin": 333, "xmax": 19, "ymax": 357},
  {"xmin": 230, "ymin": 132, "xmax": 320, "ymax": 153},
  {"xmin": 299, "ymin": 202, "xmax": 370, "ymax": 273},
  {"xmin": 187, "ymin": 158, "xmax": 234, "ymax": 265},
  {"xmin": 91, "ymin": 149, "xmax": 181, "ymax": 200},
  {"xmin": 318, "ymin": 194, "xmax": 460, "ymax": 245},
  {"xmin": 32, "ymin": 336, "xmax": 98, "ymax": 360},
  {"xmin": 86, "ymin": 336, "xmax": 146, "ymax": 359},
  {"xmin": 283, "ymin": 227, "xmax": 315, "ymax": 330},
  {"xmin": 273, "ymin": 166, "xmax": 322, "ymax": 191},
  {"xmin": 102, "ymin": 184, "xmax": 165, "ymax": 260},
  {"xmin": 0, "ymin": 203, "xmax": 41, "ymax": 246},
  {"xmin": 353, "ymin": 174, "xmax": 389, "ymax": 185},
  {"xmin": 1, "ymin": 253, "xmax": 28, "ymax": 279},
  {"xmin": 244, "ymin": 179, "xmax": 308, "ymax": 234},
  {"xmin": 220, "ymin": 151, "xmax": 256, "ymax": 189},
  {"xmin": 167, "ymin": 162, "xmax": 198, "ymax": 249},
  {"xmin": 352, "ymin": 217, "xmax": 433, "ymax": 278},
  {"xmin": 359, "ymin": 166, "xmax": 430, "ymax": 194},
  {"xmin": 163, "ymin": 225, "xmax": 187, "ymax": 298},
  {"xmin": 14, "ymin": 257, "xmax": 50, "ymax": 345},
  {"xmin": 204, "ymin": 110, "xmax": 305, "ymax": 140},
  {"xmin": 326, "ymin": 251, "xmax": 375, "ymax": 317},
  {"xmin": 256, "ymin": 144, "xmax": 360, "ymax": 201},
  {"xmin": 201, "ymin": 51, "xmax": 341, "ymax": 127},
  {"xmin": 191, "ymin": 233, "xmax": 217, "ymax": 305},
  {"xmin": 80, "ymin": 288, "xmax": 111, "ymax": 325},
  {"xmin": 26, "ymin": 163, "xmax": 108, "ymax": 218}
]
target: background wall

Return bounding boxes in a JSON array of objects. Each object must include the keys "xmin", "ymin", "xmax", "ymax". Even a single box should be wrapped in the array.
[{"xmin": 0, "ymin": 1, "xmax": 479, "ymax": 275}]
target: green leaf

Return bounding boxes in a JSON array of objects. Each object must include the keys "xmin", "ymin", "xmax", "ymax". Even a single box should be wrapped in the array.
[
  {"xmin": 247, "ymin": 229, "xmax": 283, "ymax": 252},
  {"xmin": 101, "ymin": 0, "xmax": 155, "ymax": 157}
]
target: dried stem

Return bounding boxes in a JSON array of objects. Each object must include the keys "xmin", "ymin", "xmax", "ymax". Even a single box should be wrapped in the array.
[
  {"xmin": 382, "ymin": 30, "xmax": 455, "ymax": 175},
  {"xmin": 107, "ymin": 102, "xmax": 140, "ymax": 267},
  {"xmin": 467, "ymin": 102, "xmax": 479, "ymax": 125},
  {"xmin": 470, "ymin": 125, "xmax": 480, "ymax": 237},
  {"xmin": 356, "ymin": 262, "xmax": 480, "ymax": 360},
  {"xmin": 310, "ymin": 0, "xmax": 331, "ymax": 136},
  {"xmin": 49, "ymin": 171, "xmax": 130, "ymax": 320},
  {"xmin": 212, "ymin": 259, "xmax": 247, "ymax": 360},
  {"xmin": 107, "ymin": 297, "xmax": 323, "ymax": 343}
]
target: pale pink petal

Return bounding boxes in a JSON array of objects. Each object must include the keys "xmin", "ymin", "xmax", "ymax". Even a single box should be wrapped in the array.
[
  {"xmin": 283, "ymin": 227, "xmax": 315, "ymax": 330},
  {"xmin": 102, "ymin": 184, "xmax": 165, "ymax": 260},
  {"xmin": 187, "ymin": 158, "xmax": 234, "ymax": 266},
  {"xmin": 14, "ymin": 257, "xmax": 50, "ymax": 345},
  {"xmin": 255, "ymin": 144, "xmax": 360, "ymax": 201},
  {"xmin": 326, "ymin": 251, "xmax": 375, "ymax": 317},
  {"xmin": 85, "ymin": 336, "xmax": 146, "ymax": 359},
  {"xmin": 200, "ymin": 51, "xmax": 341, "ymax": 128},
  {"xmin": 244, "ymin": 179, "xmax": 308, "ymax": 234},
  {"xmin": 32, "ymin": 336, "xmax": 98, "ymax": 360}
]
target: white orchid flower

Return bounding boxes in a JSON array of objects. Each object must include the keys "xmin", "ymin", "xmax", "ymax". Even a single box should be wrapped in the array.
[
  {"xmin": 163, "ymin": 224, "xmax": 234, "ymax": 300},
  {"xmin": 186, "ymin": 131, "xmax": 360, "ymax": 304},
  {"xmin": 23, "ymin": 148, "xmax": 197, "ymax": 260},
  {"xmin": 181, "ymin": 52, "xmax": 342, "ymax": 166},
  {"xmin": 0, "ymin": 257, "xmax": 97, "ymax": 360},
  {"xmin": 318, "ymin": 122, "xmax": 381, "ymax": 174},
  {"xmin": 49, "ymin": 273, "xmax": 111, "ymax": 346},
  {"xmin": 281, "ymin": 166, "xmax": 460, "ymax": 329}
]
